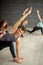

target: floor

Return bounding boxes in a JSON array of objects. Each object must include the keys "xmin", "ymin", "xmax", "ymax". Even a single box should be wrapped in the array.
[{"xmin": 0, "ymin": 29, "xmax": 43, "ymax": 65}]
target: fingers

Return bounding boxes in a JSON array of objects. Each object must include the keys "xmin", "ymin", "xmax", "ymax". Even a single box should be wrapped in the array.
[
  {"xmin": 23, "ymin": 7, "xmax": 32, "ymax": 15},
  {"xmin": 23, "ymin": 8, "xmax": 29, "ymax": 15},
  {"xmin": 30, "ymin": 7, "xmax": 32, "ymax": 10},
  {"xmin": 28, "ymin": 7, "xmax": 32, "ymax": 15},
  {"xmin": 25, "ymin": 8, "xmax": 29, "ymax": 12}
]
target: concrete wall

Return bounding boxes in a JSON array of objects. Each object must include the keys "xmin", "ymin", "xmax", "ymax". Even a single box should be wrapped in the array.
[{"xmin": 0, "ymin": 0, "xmax": 43, "ymax": 27}]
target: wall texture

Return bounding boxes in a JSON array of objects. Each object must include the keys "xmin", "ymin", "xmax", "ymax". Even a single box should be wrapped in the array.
[{"xmin": 0, "ymin": 0, "xmax": 43, "ymax": 27}]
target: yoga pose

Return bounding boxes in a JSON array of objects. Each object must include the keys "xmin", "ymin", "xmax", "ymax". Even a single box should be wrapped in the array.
[
  {"xmin": 26, "ymin": 10, "xmax": 43, "ymax": 34},
  {"xmin": 0, "ymin": 20, "xmax": 26, "ymax": 63},
  {"xmin": 0, "ymin": 7, "xmax": 32, "ymax": 63}
]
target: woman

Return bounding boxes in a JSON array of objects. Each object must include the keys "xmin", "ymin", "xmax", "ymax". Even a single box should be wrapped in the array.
[
  {"xmin": 27, "ymin": 10, "xmax": 43, "ymax": 34},
  {"xmin": 0, "ymin": 7, "xmax": 32, "ymax": 63},
  {"xmin": 0, "ymin": 21, "xmax": 26, "ymax": 63}
]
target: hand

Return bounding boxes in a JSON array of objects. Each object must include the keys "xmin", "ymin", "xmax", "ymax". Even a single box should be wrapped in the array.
[
  {"xmin": 13, "ymin": 57, "xmax": 23, "ymax": 63},
  {"xmin": 23, "ymin": 8, "xmax": 29, "ymax": 15},
  {"xmin": 28, "ymin": 7, "xmax": 32, "ymax": 15},
  {"xmin": 23, "ymin": 7, "xmax": 32, "ymax": 15},
  {"xmin": 37, "ymin": 10, "xmax": 39, "ymax": 14}
]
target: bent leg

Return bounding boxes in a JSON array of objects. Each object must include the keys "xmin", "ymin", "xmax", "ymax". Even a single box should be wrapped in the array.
[
  {"xmin": 41, "ymin": 28, "xmax": 43, "ymax": 34},
  {"xmin": 27, "ymin": 26, "xmax": 40, "ymax": 33}
]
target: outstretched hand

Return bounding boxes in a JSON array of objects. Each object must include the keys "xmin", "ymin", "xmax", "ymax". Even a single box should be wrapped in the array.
[
  {"xmin": 23, "ymin": 7, "xmax": 32, "ymax": 15},
  {"xmin": 37, "ymin": 10, "xmax": 39, "ymax": 14},
  {"xmin": 23, "ymin": 8, "xmax": 29, "ymax": 15},
  {"xmin": 28, "ymin": 7, "xmax": 32, "ymax": 15}
]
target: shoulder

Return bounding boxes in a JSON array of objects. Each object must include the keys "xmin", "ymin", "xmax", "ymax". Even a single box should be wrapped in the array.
[{"xmin": 0, "ymin": 31, "xmax": 3, "ymax": 34}]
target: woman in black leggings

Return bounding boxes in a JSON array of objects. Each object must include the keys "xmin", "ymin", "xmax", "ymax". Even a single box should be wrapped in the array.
[
  {"xmin": 0, "ymin": 7, "xmax": 32, "ymax": 63},
  {"xmin": 26, "ymin": 26, "xmax": 43, "ymax": 34},
  {"xmin": 0, "ymin": 41, "xmax": 16, "ymax": 58},
  {"xmin": 26, "ymin": 10, "xmax": 43, "ymax": 34}
]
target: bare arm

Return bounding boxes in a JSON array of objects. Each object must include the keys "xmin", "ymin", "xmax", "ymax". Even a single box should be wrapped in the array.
[
  {"xmin": 37, "ymin": 10, "xmax": 42, "ymax": 21},
  {"xmin": 9, "ymin": 7, "xmax": 32, "ymax": 34},
  {"xmin": 16, "ymin": 39, "xmax": 20, "ymax": 58}
]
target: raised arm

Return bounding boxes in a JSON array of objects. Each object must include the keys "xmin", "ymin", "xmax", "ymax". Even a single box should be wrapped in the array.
[
  {"xmin": 37, "ymin": 10, "xmax": 42, "ymax": 21},
  {"xmin": 9, "ymin": 7, "xmax": 32, "ymax": 34}
]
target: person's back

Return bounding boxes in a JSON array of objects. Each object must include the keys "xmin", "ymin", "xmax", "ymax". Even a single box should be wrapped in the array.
[{"xmin": 37, "ymin": 21, "xmax": 43, "ymax": 28}]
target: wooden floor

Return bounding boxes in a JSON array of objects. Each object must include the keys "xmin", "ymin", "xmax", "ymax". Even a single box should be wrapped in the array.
[{"xmin": 0, "ymin": 29, "xmax": 43, "ymax": 65}]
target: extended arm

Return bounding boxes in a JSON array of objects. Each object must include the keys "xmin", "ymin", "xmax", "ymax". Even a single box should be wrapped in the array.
[
  {"xmin": 9, "ymin": 7, "xmax": 32, "ymax": 34},
  {"xmin": 37, "ymin": 10, "xmax": 42, "ymax": 21}
]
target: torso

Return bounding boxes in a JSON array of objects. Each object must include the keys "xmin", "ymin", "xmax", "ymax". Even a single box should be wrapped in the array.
[
  {"xmin": 37, "ymin": 21, "xmax": 43, "ymax": 28},
  {"xmin": 0, "ymin": 31, "xmax": 18, "ymax": 42}
]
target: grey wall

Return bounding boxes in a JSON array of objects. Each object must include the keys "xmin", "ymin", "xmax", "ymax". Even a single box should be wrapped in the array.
[{"xmin": 0, "ymin": 0, "xmax": 43, "ymax": 27}]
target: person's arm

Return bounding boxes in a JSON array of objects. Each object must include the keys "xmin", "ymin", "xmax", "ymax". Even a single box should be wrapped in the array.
[
  {"xmin": 16, "ymin": 39, "xmax": 20, "ymax": 58},
  {"xmin": 37, "ymin": 10, "xmax": 42, "ymax": 21},
  {"xmin": 9, "ymin": 7, "xmax": 32, "ymax": 34}
]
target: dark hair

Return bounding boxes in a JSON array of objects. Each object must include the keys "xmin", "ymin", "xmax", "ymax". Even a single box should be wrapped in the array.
[
  {"xmin": 0, "ymin": 19, "xmax": 8, "ymax": 30},
  {"xmin": 18, "ymin": 25, "xmax": 26, "ymax": 32}
]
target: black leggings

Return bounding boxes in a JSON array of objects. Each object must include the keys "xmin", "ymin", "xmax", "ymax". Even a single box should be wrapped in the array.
[
  {"xmin": 26, "ymin": 26, "xmax": 43, "ymax": 34},
  {"xmin": 0, "ymin": 41, "xmax": 16, "ymax": 58}
]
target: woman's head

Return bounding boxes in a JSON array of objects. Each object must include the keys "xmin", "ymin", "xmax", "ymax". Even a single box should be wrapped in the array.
[
  {"xmin": 14, "ymin": 25, "xmax": 26, "ymax": 38},
  {"xmin": 0, "ymin": 19, "xmax": 8, "ymax": 30},
  {"xmin": 18, "ymin": 25, "xmax": 26, "ymax": 33}
]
